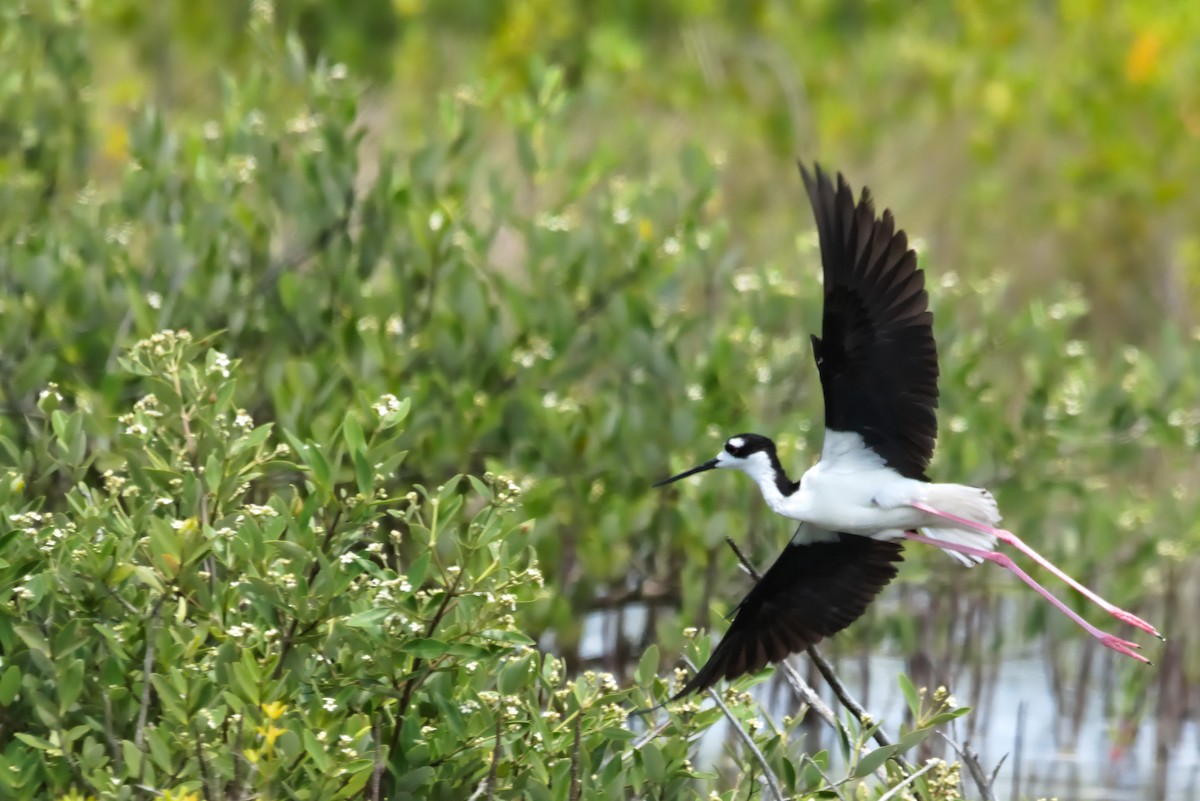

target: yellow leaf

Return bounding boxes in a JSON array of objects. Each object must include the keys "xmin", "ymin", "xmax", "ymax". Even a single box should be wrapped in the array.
[
  {"xmin": 1126, "ymin": 30, "xmax": 1162, "ymax": 85},
  {"xmin": 260, "ymin": 700, "xmax": 288, "ymax": 720}
]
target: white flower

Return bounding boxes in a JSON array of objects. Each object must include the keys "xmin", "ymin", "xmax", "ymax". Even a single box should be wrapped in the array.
[
  {"xmin": 372, "ymin": 394, "xmax": 404, "ymax": 418},
  {"xmin": 243, "ymin": 504, "xmax": 278, "ymax": 518},
  {"xmin": 209, "ymin": 351, "xmax": 232, "ymax": 379},
  {"xmin": 38, "ymin": 384, "xmax": 63, "ymax": 403},
  {"xmin": 322, "ymin": 697, "xmax": 338, "ymax": 712},
  {"xmin": 146, "ymin": 291, "xmax": 163, "ymax": 310},
  {"xmin": 686, "ymin": 384, "xmax": 704, "ymax": 402},
  {"xmin": 234, "ymin": 410, "xmax": 254, "ymax": 429},
  {"xmin": 428, "ymin": 210, "xmax": 445, "ymax": 232},
  {"xmin": 339, "ymin": 553, "xmax": 356, "ymax": 565}
]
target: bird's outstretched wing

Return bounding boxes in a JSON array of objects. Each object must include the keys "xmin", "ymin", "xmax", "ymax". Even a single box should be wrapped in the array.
[
  {"xmin": 672, "ymin": 527, "xmax": 903, "ymax": 699},
  {"xmin": 800, "ymin": 163, "xmax": 939, "ymax": 480}
]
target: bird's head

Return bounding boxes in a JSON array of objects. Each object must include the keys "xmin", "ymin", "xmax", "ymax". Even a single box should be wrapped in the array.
[{"xmin": 653, "ymin": 433, "xmax": 778, "ymax": 487}]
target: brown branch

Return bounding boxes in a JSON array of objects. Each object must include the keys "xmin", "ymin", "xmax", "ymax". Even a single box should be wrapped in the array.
[{"xmin": 939, "ymin": 733, "xmax": 998, "ymax": 801}]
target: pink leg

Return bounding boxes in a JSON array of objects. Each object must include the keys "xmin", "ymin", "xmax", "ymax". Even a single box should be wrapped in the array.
[
  {"xmin": 904, "ymin": 532, "xmax": 1151, "ymax": 665},
  {"xmin": 910, "ymin": 501, "xmax": 1163, "ymax": 641}
]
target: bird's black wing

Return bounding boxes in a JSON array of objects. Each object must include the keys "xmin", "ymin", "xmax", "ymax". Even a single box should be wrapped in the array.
[
  {"xmin": 800, "ymin": 163, "xmax": 939, "ymax": 480},
  {"xmin": 672, "ymin": 527, "xmax": 903, "ymax": 699}
]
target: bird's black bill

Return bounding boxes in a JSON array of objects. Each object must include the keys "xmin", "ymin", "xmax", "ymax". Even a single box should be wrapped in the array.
[{"xmin": 653, "ymin": 458, "xmax": 719, "ymax": 488}]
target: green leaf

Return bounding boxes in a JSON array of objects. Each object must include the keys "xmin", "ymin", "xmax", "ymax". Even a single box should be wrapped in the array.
[
  {"xmin": 57, "ymin": 659, "xmax": 84, "ymax": 714},
  {"xmin": 343, "ymin": 411, "xmax": 366, "ymax": 456},
  {"xmin": 303, "ymin": 730, "xmax": 331, "ymax": 772},
  {"xmin": 897, "ymin": 726, "xmax": 935, "ymax": 753},
  {"xmin": 13, "ymin": 626, "xmax": 50, "ymax": 660},
  {"xmin": 467, "ymin": 474, "xmax": 491, "ymax": 502},
  {"xmin": 853, "ymin": 744, "xmax": 898, "ymax": 778},
  {"xmin": 353, "ymin": 449, "xmax": 373, "ymax": 496},
  {"xmin": 14, "ymin": 733, "xmax": 55, "ymax": 751},
  {"xmin": 497, "ymin": 653, "xmax": 533, "ymax": 694},
  {"xmin": 344, "ymin": 608, "xmax": 391, "ymax": 630},
  {"xmin": 925, "ymin": 707, "xmax": 971, "ymax": 727},
  {"xmin": 404, "ymin": 638, "xmax": 448, "ymax": 659},
  {"xmin": 205, "ymin": 451, "xmax": 222, "ymax": 494},
  {"xmin": 640, "ymin": 741, "xmax": 665, "ymax": 783},
  {"xmin": 635, "ymin": 645, "xmax": 659, "ymax": 688},
  {"xmin": 0, "ymin": 666, "xmax": 21, "ymax": 705},
  {"xmin": 231, "ymin": 423, "xmax": 274, "ymax": 455},
  {"xmin": 898, "ymin": 673, "xmax": 920, "ymax": 718}
]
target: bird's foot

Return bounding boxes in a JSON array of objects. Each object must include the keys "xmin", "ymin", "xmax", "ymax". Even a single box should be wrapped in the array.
[
  {"xmin": 1108, "ymin": 607, "xmax": 1164, "ymax": 641},
  {"xmin": 1097, "ymin": 633, "xmax": 1152, "ymax": 665}
]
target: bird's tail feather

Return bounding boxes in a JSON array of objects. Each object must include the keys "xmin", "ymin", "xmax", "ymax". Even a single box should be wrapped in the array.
[
  {"xmin": 919, "ymin": 483, "xmax": 1002, "ymax": 565},
  {"xmin": 920, "ymin": 527, "xmax": 997, "ymax": 566}
]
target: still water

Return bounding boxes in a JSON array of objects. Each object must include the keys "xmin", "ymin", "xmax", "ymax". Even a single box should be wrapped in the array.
[{"xmin": 579, "ymin": 605, "xmax": 1200, "ymax": 801}]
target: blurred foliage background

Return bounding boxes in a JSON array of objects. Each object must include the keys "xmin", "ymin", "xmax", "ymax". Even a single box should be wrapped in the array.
[{"xmin": 2, "ymin": 0, "xmax": 1198, "ymax": 797}]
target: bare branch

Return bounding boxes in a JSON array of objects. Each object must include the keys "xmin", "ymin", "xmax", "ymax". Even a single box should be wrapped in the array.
[
  {"xmin": 939, "ymin": 733, "xmax": 998, "ymax": 801},
  {"xmin": 683, "ymin": 656, "xmax": 785, "ymax": 801},
  {"xmin": 877, "ymin": 759, "xmax": 937, "ymax": 801}
]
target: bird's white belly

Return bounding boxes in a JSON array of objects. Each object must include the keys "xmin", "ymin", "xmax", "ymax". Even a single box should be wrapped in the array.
[{"xmin": 776, "ymin": 464, "xmax": 926, "ymax": 535}]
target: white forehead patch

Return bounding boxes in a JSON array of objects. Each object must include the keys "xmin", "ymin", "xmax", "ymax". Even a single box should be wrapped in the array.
[{"xmin": 728, "ymin": 436, "xmax": 745, "ymax": 449}]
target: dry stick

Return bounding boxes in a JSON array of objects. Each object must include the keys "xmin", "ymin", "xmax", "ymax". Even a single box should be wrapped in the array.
[
  {"xmin": 723, "ymin": 537, "xmax": 906, "ymax": 762},
  {"xmin": 877, "ymin": 760, "xmax": 937, "ymax": 801},
  {"xmin": 938, "ymin": 733, "xmax": 998, "ymax": 801},
  {"xmin": 134, "ymin": 598, "xmax": 166, "ymax": 752},
  {"xmin": 370, "ymin": 715, "xmax": 384, "ymax": 801},
  {"xmin": 568, "ymin": 714, "xmax": 583, "ymax": 801},
  {"xmin": 466, "ymin": 713, "xmax": 503, "ymax": 801},
  {"xmin": 683, "ymin": 656, "xmax": 786, "ymax": 801}
]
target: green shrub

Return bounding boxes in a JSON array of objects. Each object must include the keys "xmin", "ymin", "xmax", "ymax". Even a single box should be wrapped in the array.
[
  {"xmin": 1, "ymin": 333, "xmax": 971, "ymax": 799},
  {"xmin": 3, "ymin": 2, "xmax": 1196, "ymax": 796}
]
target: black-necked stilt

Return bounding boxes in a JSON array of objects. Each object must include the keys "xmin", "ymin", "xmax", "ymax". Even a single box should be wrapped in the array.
[{"xmin": 655, "ymin": 163, "xmax": 1162, "ymax": 699}]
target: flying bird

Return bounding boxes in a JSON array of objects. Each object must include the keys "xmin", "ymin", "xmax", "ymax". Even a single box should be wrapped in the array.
[{"xmin": 654, "ymin": 163, "xmax": 1162, "ymax": 699}]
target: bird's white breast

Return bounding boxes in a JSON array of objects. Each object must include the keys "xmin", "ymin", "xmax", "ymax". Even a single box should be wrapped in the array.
[{"xmin": 776, "ymin": 431, "xmax": 927, "ymax": 534}]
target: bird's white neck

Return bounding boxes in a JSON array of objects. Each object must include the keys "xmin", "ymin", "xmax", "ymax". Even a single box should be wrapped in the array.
[{"xmin": 735, "ymin": 451, "xmax": 795, "ymax": 517}]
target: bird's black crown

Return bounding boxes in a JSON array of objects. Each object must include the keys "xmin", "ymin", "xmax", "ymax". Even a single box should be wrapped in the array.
[{"xmin": 724, "ymin": 433, "xmax": 775, "ymax": 459}]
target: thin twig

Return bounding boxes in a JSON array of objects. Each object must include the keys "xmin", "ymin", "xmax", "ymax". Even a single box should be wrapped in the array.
[
  {"xmin": 938, "ymin": 733, "xmax": 997, "ymax": 801},
  {"xmin": 777, "ymin": 659, "xmax": 839, "ymax": 730},
  {"xmin": 134, "ymin": 597, "xmax": 165, "ymax": 751},
  {"xmin": 631, "ymin": 717, "xmax": 672, "ymax": 750},
  {"xmin": 370, "ymin": 715, "xmax": 384, "ymax": 801},
  {"xmin": 568, "ymin": 714, "xmax": 582, "ymax": 801},
  {"xmin": 467, "ymin": 712, "xmax": 503, "ymax": 801},
  {"xmin": 807, "ymin": 645, "xmax": 895, "ymax": 748},
  {"xmin": 683, "ymin": 656, "xmax": 785, "ymax": 801},
  {"xmin": 877, "ymin": 760, "xmax": 937, "ymax": 801},
  {"xmin": 230, "ymin": 714, "xmax": 244, "ymax": 801},
  {"xmin": 102, "ymin": 692, "xmax": 122, "ymax": 773},
  {"xmin": 194, "ymin": 723, "xmax": 215, "ymax": 801}
]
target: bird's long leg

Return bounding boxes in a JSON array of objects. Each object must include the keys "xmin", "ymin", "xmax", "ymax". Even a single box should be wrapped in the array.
[
  {"xmin": 903, "ymin": 531, "xmax": 1151, "ymax": 665},
  {"xmin": 910, "ymin": 501, "xmax": 1163, "ymax": 641}
]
